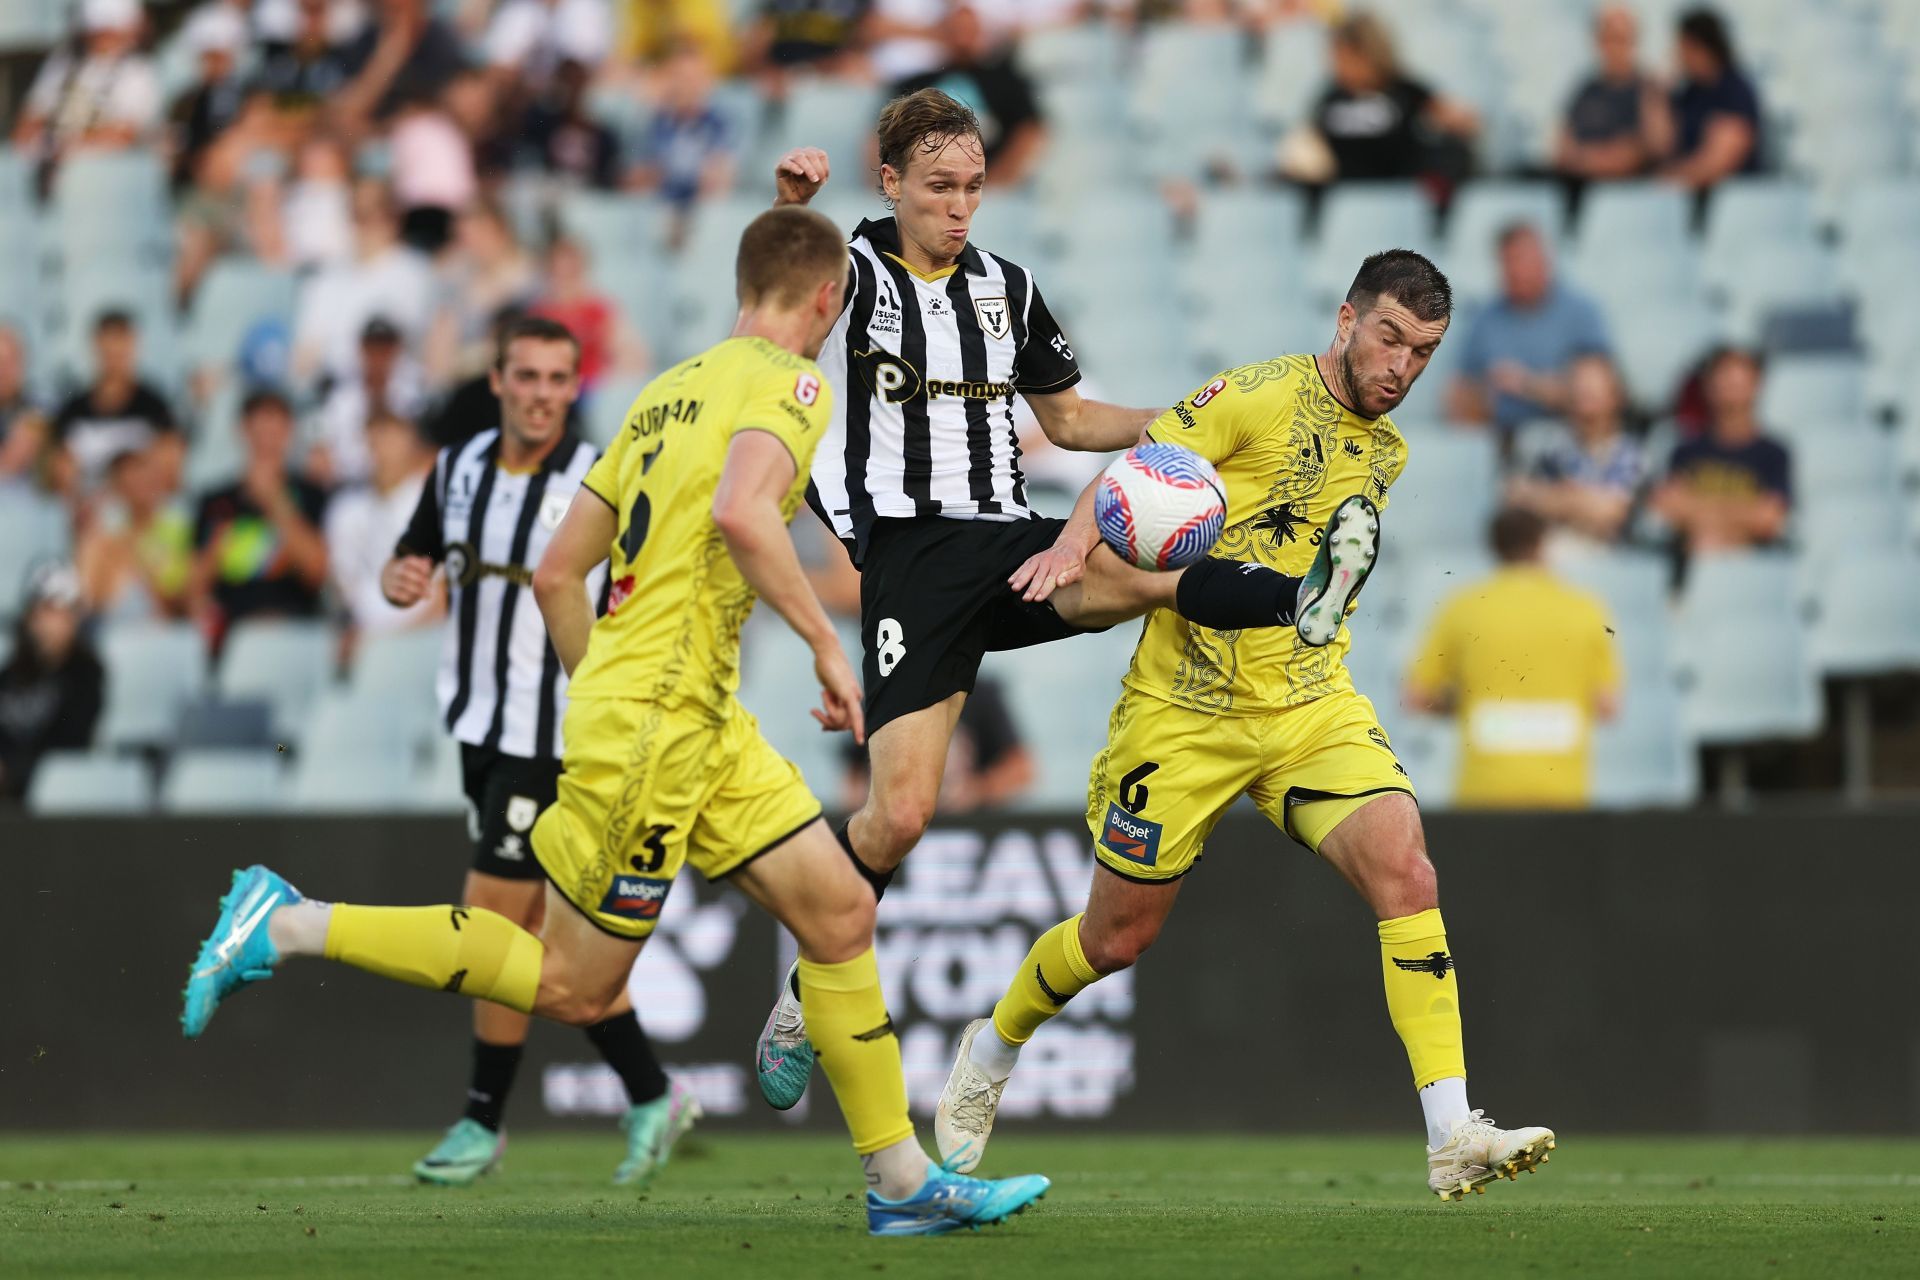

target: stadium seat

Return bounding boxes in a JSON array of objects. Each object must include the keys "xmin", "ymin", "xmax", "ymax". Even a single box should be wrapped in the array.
[
  {"xmin": 287, "ymin": 749, "xmax": 423, "ymax": 811},
  {"xmin": 1799, "ymin": 548, "xmax": 1920, "ymax": 677},
  {"xmin": 28, "ymin": 752, "xmax": 154, "ymax": 814},
  {"xmin": 1590, "ymin": 677, "xmax": 1698, "ymax": 808},
  {"xmin": 737, "ymin": 614, "xmax": 864, "ymax": 802},
  {"xmin": 184, "ymin": 258, "xmax": 299, "ymax": 376},
  {"xmin": 1717, "ymin": 242, "xmax": 1846, "ymax": 337},
  {"xmin": 1830, "ymin": 179, "xmax": 1920, "ymax": 255},
  {"xmin": 1675, "ymin": 621, "xmax": 1822, "ymax": 745},
  {"xmin": 411, "ymin": 734, "xmax": 467, "ymax": 814},
  {"xmin": 299, "ymin": 690, "xmax": 430, "ymax": 768},
  {"xmin": 1676, "ymin": 551, "xmax": 1797, "ymax": 625},
  {"xmin": 217, "ymin": 620, "xmax": 337, "ymax": 742},
  {"xmin": 0, "ymin": 489, "xmax": 71, "ymax": 609},
  {"xmin": 1377, "ymin": 431, "xmax": 1500, "ymax": 554},
  {"xmin": 98, "ymin": 621, "xmax": 210, "ymax": 749},
  {"xmin": 160, "ymin": 749, "xmax": 289, "ymax": 814},
  {"xmin": 1252, "ymin": 19, "xmax": 1330, "ymax": 132},
  {"xmin": 558, "ymin": 190, "xmax": 669, "ymax": 268},
  {"xmin": 1561, "ymin": 551, "xmax": 1674, "ymax": 626},
  {"xmin": 0, "ymin": 0, "xmax": 61, "ymax": 50},
  {"xmin": 1608, "ymin": 299, "xmax": 1724, "ymax": 411},
  {"xmin": 756, "ymin": 81, "xmax": 884, "ymax": 191},
  {"xmin": 1572, "ymin": 183, "xmax": 1690, "ymax": 270},
  {"xmin": 1699, "ymin": 179, "xmax": 1818, "ymax": 291},
  {"xmin": 350, "ymin": 626, "xmax": 446, "ymax": 707},
  {"xmin": 1789, "ymin": 421, "xmax": 1897, "ymax": 493},
  {"xmin": 1129, "ymin": 23, "xmax": 1256, "ymax": 180},
  {"xmin": 1758, "ymin": 356, "xmax": 1867, "ymax": 438},
  {"xmin": 1308, "ymin": 185, "xmax": 1437, "ymax": 305},
  {"xmin": 1016, "ymin": 21, "xmax": 1124, "ymax": 84},
  {"xmin": 990, "ymin": 627, "xmax": 1141, "ymax": 810},
  {"xmin": 1441, "ymin": 182, "xmax": 1564, "ymax": 301}
]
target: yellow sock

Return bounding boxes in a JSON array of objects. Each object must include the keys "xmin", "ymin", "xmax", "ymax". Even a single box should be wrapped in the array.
[
  {"xmin": 797, "ymin": 949, "xmax": 915, "ymax": 1155},
  {"xmin": 1378, "ymin": 908, "xmax": 1466, "ymax": 1089},
  {"xmin": 991, "ymin": 913, "xmax": 1100, "ymax": 1047},
  {"xmin": 323, "ymin": 905, "xmax": 543, "ymax": 1014}
]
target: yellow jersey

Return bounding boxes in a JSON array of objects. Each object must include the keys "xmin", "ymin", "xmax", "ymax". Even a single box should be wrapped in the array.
[
  {"xmin": 568, "ymin": 336, "xmax": 833, "ymax": 717},
  {"xmin": 1404, "ymin": 565, "xmax": 1623, "ymax": 808},
  {"xmin": 1124, "ymin": 354, "xmax": 1408, "ymax": 716}
]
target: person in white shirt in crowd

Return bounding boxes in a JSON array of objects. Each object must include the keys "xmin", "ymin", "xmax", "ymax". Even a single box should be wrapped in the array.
[
  {"xmin": 867, "ymin": 0, "xmax": 949, "ymax": 84},
  {"xmin": 325, "ymin": 409, "xmax": 439, "ymax": 646},
  {"xmin": 292, "ymin": 177, "xmax": 435, "ymax": 393},
  {"xmin": 279, "ymin": 132, "xmax": 357, "ymax": 271},
  {"xmin": 12, "ymin": 0, "xmax": 165, "ymax": 186},
  {"xmin": 483, "ymin": 0, "xmax": 613, "ymax": 91},
  {"xmin": 310, "ymin": 316, "xmax": 429, "ymax": 487}
]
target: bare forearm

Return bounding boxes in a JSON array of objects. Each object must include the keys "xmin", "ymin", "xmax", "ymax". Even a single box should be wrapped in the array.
[
  {"xmin": 721, "ymin": 502, "xmax": 838, "ymax": 652},
  {"xmin": 1041, "ymin": 398, "xmax": 1160, "ymax": 452},
  {"xmin": 536, "ymin": 579, "xmax": 595, "ymax": 675}
]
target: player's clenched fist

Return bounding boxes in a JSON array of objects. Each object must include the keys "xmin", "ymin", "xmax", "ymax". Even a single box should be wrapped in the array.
[
  {"xmin": 382, "ymin": 554, "xmax": 436, "ymax": 607},
  {"xmin": 774, "ymin": 147, "xmax": 830, "ymax": 206}
]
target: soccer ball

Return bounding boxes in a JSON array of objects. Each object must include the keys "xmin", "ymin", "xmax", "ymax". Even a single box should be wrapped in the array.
[{"xmin": 1094, "ymin": 442, "xmax": 1228, "ymax": 571}]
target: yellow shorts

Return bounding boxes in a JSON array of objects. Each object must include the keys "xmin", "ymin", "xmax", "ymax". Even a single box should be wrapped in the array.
[
  {"xmin": 1085, "ymin": 686, "xmax": 1415, "ymax": 883},
  {"xmin": 532, "ymin": 697, "xmax": 823, "ymax": 939}
]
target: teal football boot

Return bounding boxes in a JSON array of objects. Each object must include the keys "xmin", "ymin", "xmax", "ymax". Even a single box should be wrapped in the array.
[{"xmin": 181, "ymin": 865, "xmax": 303, "ymax": 1039}]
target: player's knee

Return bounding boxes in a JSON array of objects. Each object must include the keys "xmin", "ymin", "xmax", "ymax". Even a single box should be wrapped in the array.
[
  {"xmin": 869, "ymin": 790, "xmax": 937, "ymax": 860},
  {"xmin": 1380, "ymin": 846, "xmax": 1438, "ymax": 916},
  {"xmin": 535, "ymin": 974, "xmax": 618, "ymax": 1027},
  {"xmin": 1080, "ymin": 919, "xmax": 1160, "ymax": 975}
]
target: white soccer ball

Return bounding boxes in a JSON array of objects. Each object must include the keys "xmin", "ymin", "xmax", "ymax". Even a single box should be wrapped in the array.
[{"xmin": 1093, "ymin": 442, "xmax": 1228, "ymax": 571}]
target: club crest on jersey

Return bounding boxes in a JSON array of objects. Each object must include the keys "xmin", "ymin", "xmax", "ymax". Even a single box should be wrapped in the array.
[
  {"xmin": 538, "ymin": 492, "xmax": 570, "ymax": 531},
  {"xmin": 599, "ymin": 874, "xmax": 673, "ymax": 921},
  {"xmin": 973, "ymin": 295, "xmax": 1011, "ymax": 341},
  {"xmin": 794, "ymin": 372, "xmax": 820, "ymax": 407},
  {"xmin": 1098, "ymin": 801, "xmax": 1163, "ymax": 867}
]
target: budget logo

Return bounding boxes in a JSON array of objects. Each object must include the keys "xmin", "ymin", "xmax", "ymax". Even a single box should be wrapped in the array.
[
  {"xmin": 1098, "ymin": 802, "xmax": 1163, "ymax": 866},
  {"xmin": 600, "ymin": 874, "xmax": 674, "ymax": 921}
]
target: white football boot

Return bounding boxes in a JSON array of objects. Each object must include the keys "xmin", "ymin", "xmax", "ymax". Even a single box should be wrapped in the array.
[
  {"xmin": 934, "ymin": 1019, "xmax": 1010, "ymax": 1174},
  {"xmin": 1427, "ymin": 1111, "xmax": 1557, "ymax": 1201}
]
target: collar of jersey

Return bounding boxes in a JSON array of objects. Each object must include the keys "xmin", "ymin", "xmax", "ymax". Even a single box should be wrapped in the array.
[{"xmin": 857, "ymin": 216, "xmax": 987, "ymax": 277}]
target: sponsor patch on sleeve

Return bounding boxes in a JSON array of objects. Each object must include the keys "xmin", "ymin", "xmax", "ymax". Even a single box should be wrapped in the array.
[
  {"xmin": 1190, "ymin": 376, "xmax": 1228, "ymax": 408},
  {"xmin": 598, "ymin": 874, "xmax": 674, "ymax": 922},
  {"xmin": 794, "ymin": 372, "xmax": 820, "ymax": 407},
  {"xmin": 1097, "ymin": 801, "xmax": 1163, "ymax": 867}
]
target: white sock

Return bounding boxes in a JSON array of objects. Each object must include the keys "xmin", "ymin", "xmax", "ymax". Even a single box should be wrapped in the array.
[
  {"xmin": 1420, "ymin": 1077, "xmax": 1471, "ymax": 1149},
  {"xmin": 967, "ymin": 1023, "xmax": 1022, "ymax": 1082},
  {"xmin": 863, "ymin": 1135, "xmax": 930, "ymax": 1200},
  {"xmin": 266, "ymin": 900, "xmax": 333, "ymax": 958}
]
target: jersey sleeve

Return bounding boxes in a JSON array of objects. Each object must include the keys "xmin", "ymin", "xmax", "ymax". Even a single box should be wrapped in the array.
[
  {"xmin": 1143, "ymin": 370, "xmax": 1257, "ymax": 466},
  {"xmin": 1013, "ymin": 281, "xmax": 1081, "ymax": 395},
  {"xmin": 395, "ymin": 452, "xmax": 446, "ymax": 560},
  {"xmin": 734, "ymin": 362, "xmax": 833, "ymax": 474}
]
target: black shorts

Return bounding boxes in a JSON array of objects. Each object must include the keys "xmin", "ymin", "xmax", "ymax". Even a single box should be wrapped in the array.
[
  {"xmin": 460, "ymin": 743, "xmax": 562, "ymax": 881},
  {"xmin": 859, "ymin": 516, "xmax": 1105, "ymax": 734}
]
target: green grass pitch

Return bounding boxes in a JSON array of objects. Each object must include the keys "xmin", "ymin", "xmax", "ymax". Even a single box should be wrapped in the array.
[{"xmin": 4, "ymin": 1134, "xmax": 1916, "ymax": 1278}]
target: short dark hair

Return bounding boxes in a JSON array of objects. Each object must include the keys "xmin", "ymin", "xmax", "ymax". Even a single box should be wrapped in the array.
[
  {"xmin": 1346, "ymin": 250, "xmax": 1453, "ymax": 323},
  {"xmin": 1677, "ymin": 7, "xmax": 1734, "ymax": 67},
  {"xmin": 493, "ymin": 315, "xmax": 581, "ymax": 370},
  {"xmin": 1704, "ymin": 343, "xmax": 1765, "ymax": 378},
  {"xmin": 94, "ymin": 309, "xmax": 135, "ymax": 335},
  {"xmin": 875, "ymin": 88, "xmax": 983, "ymax": 200},
  {"xmin": 1496, "ymin": 220, "xmax": 1543, "ymax": 252},
  {"xmin": 1490, "ymin": 506, "xmax": 1547, "ymax": 562},
  {"xmin": 735, "ymin": 206, "xmax": 848, "ymax": 308},
  {"xmin": 241, "ymin": 386, "xmax": 292, "ymax": 419}
]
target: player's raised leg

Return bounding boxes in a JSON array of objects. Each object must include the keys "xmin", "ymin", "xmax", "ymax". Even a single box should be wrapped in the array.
[
  {"xmin": 729, "ymin": 817, "xmax": 1050, "ymax": 1234},
  {"xmin": 937, "ymin": 866, "xmax": 1182, "ymax": 1172},
  {"xmin": 1311, "ymin": 793, "xmax": 1555, "ymax": 1200}
]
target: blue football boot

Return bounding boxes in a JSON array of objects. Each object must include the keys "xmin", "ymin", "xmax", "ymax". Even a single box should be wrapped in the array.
[
  {"xmin": 181, "ymin": 865, "xmax": 302, "ymax": 1039},
  {"xmin": 866, "ymin": 1161, "xmax": 1051, "ymax": 1237}
]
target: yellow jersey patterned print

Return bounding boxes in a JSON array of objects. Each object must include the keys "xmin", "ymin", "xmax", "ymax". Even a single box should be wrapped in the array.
[
  {"xmin": 1089, "ymin": 355, "xmax": 1415, "ymax": 884},
  {"xmin": 532, "ymin": 336, "xmax": 834, "ymax": 938}
]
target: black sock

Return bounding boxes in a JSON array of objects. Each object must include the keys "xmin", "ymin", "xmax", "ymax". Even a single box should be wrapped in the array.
[
  {"xmin": 1174, "ymin": 556, "xmax": 1301, "ymax": 629},
  {"xmin": 463, "ymin": 1039, "xmax": 524, "ymax": 1132},
  {"xmin": 583, "ymin": 1010, "xmax": 669, "ymax": 1106},
  {"xmin": 837, "ymin": 821, "xmax": 895, "ymax": 902}
]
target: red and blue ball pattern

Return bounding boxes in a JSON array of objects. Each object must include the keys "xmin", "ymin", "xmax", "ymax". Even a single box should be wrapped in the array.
[{"xmin": 1094, "ymin": 442, "xmax": 1228, "ymax": 570}]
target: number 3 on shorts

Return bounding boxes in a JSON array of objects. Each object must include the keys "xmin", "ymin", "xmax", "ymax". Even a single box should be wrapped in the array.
[{"xmin": 875, "ymin": 617, "xmax": 907, "ymax": 677}]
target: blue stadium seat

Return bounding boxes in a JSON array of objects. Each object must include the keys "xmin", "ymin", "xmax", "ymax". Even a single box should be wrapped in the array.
[
  {"xmin": 184, "ymin": 258, "xmax": 299, "ymax": 377},
  {"xmin": 1676, "ymin": 551, "xmax": 1797, "ymax": 624},
  {"xmin": 1607, "ymin": 299, "xmax": 1724, "ymax": 410},
  {"xmin": 1800, "ymin": 550, "xmax": 1920, "ymax": 677},
  {"xmin": 299, "ymin": 690, "xmax": 429, "ymax": 769},
  {"xmin": 98, "ymin": 621, "xmax": 209, "ymax": 749},
  {"xmin": 0, "ymin": 0, "xmax": 61, "ymax": 50},
  {"xmin": 350, "ymin": 626, "xmax": 446, "ymax": 709},
  {"xmin": 0, "ymin": 490, "xmax": 70, "ymax": 611},
  {"xmin": 287, "ymin": 749, "xmax": 423, "ymax": 811},
  {"xmin": 1129, "ymin": 23, "xmax": 1255, "ymax": 181},
  {"xmin": 1758, "ymin": 355, "xmax": 1867, "ymax": 437},
  {"xmin": 558, "ymin": 190, "xmax": 670, "ymax": 268},
  {"xmin": 1832, "ymin": 180, "xmax": 1920, "ymax": 255},
  {"xmin": 1378, "ymin": 430, "xmax": 1500, "ymax": 553},
  {"xmin": 218, "ymin": 620, "xmax": 337, "ymax": 743},
  {"xmin": 1017, "ymin": 22, "xmax": 1124, "ymax": 84},
  {"xmin": 1441, "ymin": 182, "xmax": 1564, "ymax": 301},
  {"xmin": 1789, "ymin": 421, "xmax": 1897, "ymax": 490},
  {"xmin": 737, "ymin": 613, "xmax": 864, "ymax": 803},
  {"xmin": 412, "ymin": 734, "xmax": 467, "ymax": 814},
  {"xmin": 1561, "ymin": 551, "xmax": 1674, "ymax": 626},
  {"xmin": 991, "ymin": 627, "xmax": 1141, "ymax": 810},
  {"xmin": 1675, "ymin": 620, "xmax": 1822, "ymax": 745},
  {"xmin": 1252, "ymin": 19, "xmax": 1330, "ymax": 132},
  {"xmin": 1700, "ymin": 178, "xmax": 1818, "ymax": 288},
  {"xmin": 1717, "ymin": 241, "xmax": 1845, "ymax": 335},
  {"xmin": 1572, "ymin": 183, "xmax": 1689, "ymax": 269},
  {"xmin": 161, "ymin": 749, "xmax": 289, "ymax": 814},
  {"xmin": 1309, "ymin": 185, "xmax": 1437, "ymax": 305},
  {"xmin": 28, "ymin": 752, "xmax": 154, "ymax": 814},
  {"xmin": 1590, "ymin": 676, "xmax": 1697, "ymax": 808},
  {"xmin": 756, "ymin": 81, "xmax": 884, "ymax": 193}
]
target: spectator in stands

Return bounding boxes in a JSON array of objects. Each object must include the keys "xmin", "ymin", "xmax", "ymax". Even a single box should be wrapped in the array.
[
  {"xmin": 256, "ymin": 0, "xmax": 361, "ymax": 114},
  {"xmin": 1298, "ymin": 13, "xmax": 1478, "ymax": 185},
  {"xmin": 1404, "ymin": 508, "xmax": 1622, "ymax": 810},
  {"xmin": 626, "ymin": 42, "xmax": 737, "ymax": 219},
  {"xmin": 292, "ymin": 179, "xmax": 436, "ymax": 394},
  {"xmin": 1505, "ymin": 354, "xmax": 1648, "ymax": 557},
  {"xmin": 388, "ymin": 90, "xmax": 479, "ymax": 254},
  {"xmin": 425, "ymin": 202, "xmax": 539, "ymax": 389},
  {"xmin": 441, "ymin": 67, "xmax": 518, "ymax": 190},
  {"xmin": 169, "ymin": 4, "xmax": 252, "ymax": 190},
  {"xmin": 611, "ymin": 0, "xmax": 735, "ymax": 73},
  {"xmin": 422, "ymin": 305, "xmax": 522, "ymax": 448},
  {"xmin": 173, "ymin": 89, "xmax": 286, "ymax": 306},
  {"xmin": 868, "ymin": 0, "xmax": 949, "ymax": 84},
  {"xmin": 333, "ymin": 0, "xmax": 470, "ymax": 138},
  {"xmin": 280, "ymin": 132, "xmax": 356, "ymax": 270},
  {"xmin": 524, "ymin": 57, "xmax": 625, "ymax": 191},
  {"xmin": 1651, "ymin": 346, "xmax": 1790, "ymax": 555},
  {"xmin": 748, "ymin": 0, "xmax": 875, "ymax": 82},
  {"xmin": 76, "ymin": 441, "xmax": 194, "ymax": 621},
  {"xmin": 1554, "ymin": 4, "xmax": 1668, "ymax": 183},
  {"xmin": 483, "ymin": 0, "xmax": 613, "ymax": 93},
  {"xmin": 527, "ymin": 237, "xmax": 648, "ymax": 397},
  {"xmin": 50, "ymin": 311, "xmax": 180, "ymax": 496},
  {"xmin": 890, "ymin": 4, "xmax": 1046, "ymax": 187},
  {"xmin": 326, "ymin": 410, "xmax": 439, "ymax": 643},
  {"xmin": 1447, "ymin": 223, "xmax": 1611, "ymax": 440},
  {"xmin": 188, "ymin": 387, "xmax": 330, "ymax": 637},
  {"xmin": 1652, "ymin": 7, "xmax": 1762, "ymax": 189},
  {"xmin": 840, "ymin": 677, "xmax": 1034, "ymax": 813},
  {"xmin": 0, "ymin": 565, "xmax": 105, "ymax": 805},
  {"xmin": 12, "ymin": 0, "xmax": 164, "ymax": 191},
  {"xmin": 0, "ymin": 327, "xmax": 49, "ymax": 491},
  {"xmin": 311, "ymin": 318, "xmax": 430, "ymax": 488}
]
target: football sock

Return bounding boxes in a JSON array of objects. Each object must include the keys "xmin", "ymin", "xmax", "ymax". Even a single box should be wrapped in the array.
[
  {"xmin": 1378, "ymin": 908, "xmax": 1467, "ymax": 1091},
  {"xmin": 990, "ymin": 913, "xmax": 1100, "ymax": 1047},
  {"xmin": 797, "ymin": 948, "xmax": 916, "ymax": 1157},
  {"xmin": 323, "ymin": 904, "xmax": 543, "ymax": 1014},
  {"xmin": 1174, "ymin": 556, "xmax": 1302, "ymax": 629},
  {"xmin": 463, "ymin": 1039, "xmax": 523, "ymax": 1132},
  {"xmin": 838, "ymin": 822, "xmax": 895, "ymax": 902},
  {"xmin": 583, "ymin": 1010, "xmax": 669, "ymax": 1106},
  {"xmin": 1420, "ymin": 1076, "xmax": 1472, "ymax": 1149},
  {"xmin": 967, "ymin": 1021, "xmax": 1022, "ymax": 1082}
]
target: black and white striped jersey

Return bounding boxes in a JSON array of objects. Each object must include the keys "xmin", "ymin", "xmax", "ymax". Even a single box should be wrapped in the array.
[
  {"xmin": 809, "ymin": 217, "xmax": 1082, "ymax": 560},
  {"xmin": 396, "ymin": 429, "xmax": 603, "ymax": 760}
]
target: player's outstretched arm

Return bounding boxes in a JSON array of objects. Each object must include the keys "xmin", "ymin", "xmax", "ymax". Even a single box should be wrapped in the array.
[
  {"xmin": 714, "ymin": 430, "xmax": 865, "ymax": 744},
  {"xmin": 532, "ymin": 490, "xmax": 618, "ymax": 676},
  {"xmin": 773, "ymin": 147, "xmax": 829, "ymax": 207},
  {"xmin": 1024, "ymin": 385, "xmax": 1162, "ymax": 453},
  {"xmin": 1009, "ymin": 424, "xmax": 1157, "ymax": 604}
]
